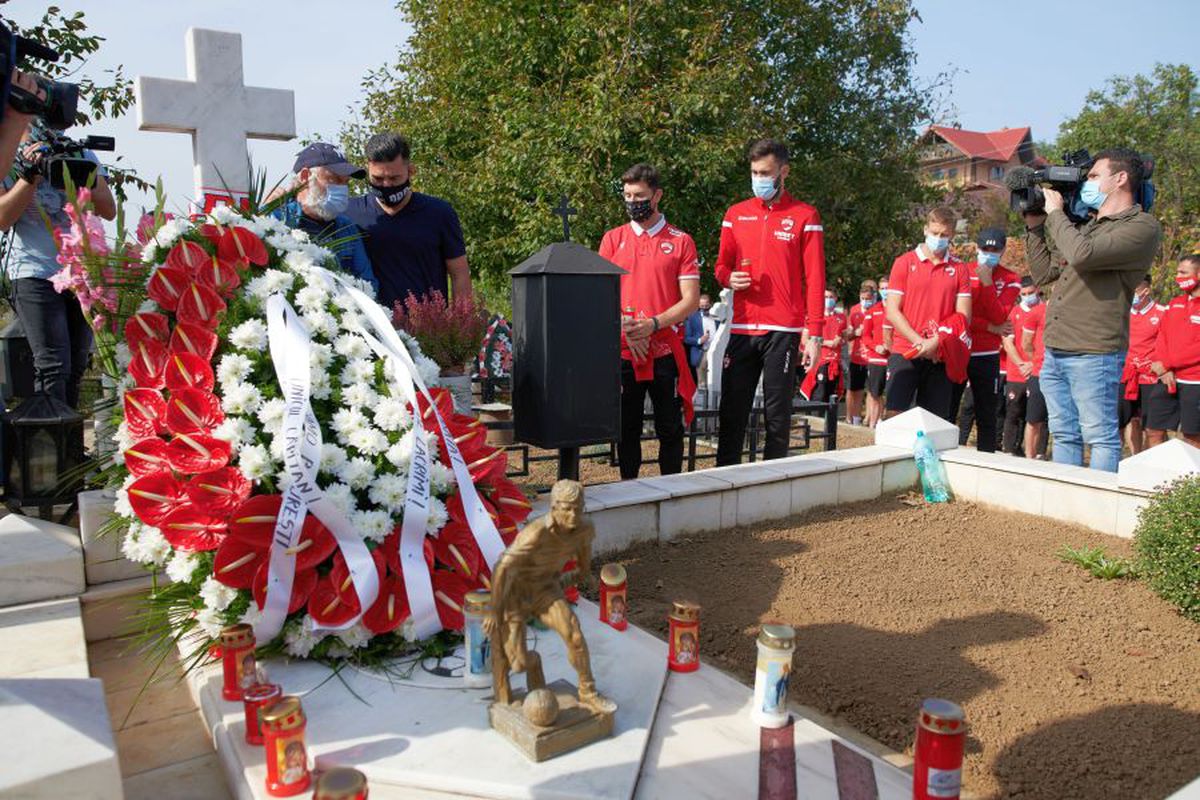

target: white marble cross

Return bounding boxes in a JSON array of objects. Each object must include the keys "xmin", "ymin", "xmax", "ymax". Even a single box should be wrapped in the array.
[{"xmin": 135, "ymin": 28, "xmax": 296, "ymax": 211}]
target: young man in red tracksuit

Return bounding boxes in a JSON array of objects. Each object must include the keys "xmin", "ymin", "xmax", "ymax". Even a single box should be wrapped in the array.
[
  {"xmin": 800, "ymin": 289, "xmax": 846, "ymax": 403},
  {"xmin": 882, "ymin": 206, "xmax": 972, "ymax": 420},
  {"xmin": 714, "ymin": 139, "xmax": 826, "ymax": 465},
  {"xmin": 1019, "ymin": 289, "xmax": 1050, "ymax": 458},
  {"xmin": 951, "ymin": 227, "xmax": 1021, "ymax": 452},
  {"xmin": 1146, "ymin": 254, "xmax": 1200, "ymax": 447},
  {"xmin": 1121, "ymin": 275, "xmax": 1164, "ymax": 454},
  {"xmin": 598, "ymin": 163, "xmax": 700, "ymax": 479},
  {"xmin": 845, "ymin": 280, "xmax": 877, "ymax": 425},
  {"xmin": 860, "ymin": 283, "xmax": 889, "ymax": 427}
]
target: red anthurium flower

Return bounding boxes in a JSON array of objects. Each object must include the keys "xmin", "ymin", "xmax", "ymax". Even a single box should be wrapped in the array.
[
  {"xmin": 124, "ymin": 437, "xmax": 171, "ymax": 479},
  {"xmin": 307, "ymin": 575, "xmax": 362, "ymax": 627},
  {"xmin": 147, "ymin": 266, "xmax": 189, "ymax": 311},
  {"xmin": 165, "ymin": 239, "xmax": 210, "ymax": 275},
  {"xmin": 195, "ymin": 254, "xmax": 243, "ymax": 298},
  {"xmin": 198, "ymin": 223, "xmax": 223, "ymax": 246},
  {"xmin": 441, "ymin": 418, "xmax": 489, "ymax": 465},
  {"xmin": 433, "ymin": 570, "xmax": 471, "ymax": 630},
  {"xmin": 123, "ymin": 388, "xmax": 167, "ymax": 439},
  {"xmin": 252, "ymin": 561, "xmax": 317, "ymax": 615},
  {"xmin": 466, "ymin": 447, "xmax": 507, "ymax": 485},
  {"xmin": 228, "ymin": 494, "xmax": 283, "ymax": 542},
  {"xmin": 329, "ymin": 549, "xmax": 387, "ymax": 605},
  {"xmin": 129, "ymin": 339, "xmax": 169, "ymax": 389},
  {"xmin": 362, "ymin": 574, "xmax": 411, "ymax": 635},
  {"xmin": 213, "ymin": 536, "xmax": 264, "ymax": 589},
  {"xmin": 487, "ymin": 479, "xmax": 533, "ymax": 527},
  {"xmin": 164, "ymin": 352, "xmax": 215, "ymax": 392},
  {"xmin": 124, "ymin": 312, "xmax": 169, "ymax": 350},
  {"xmin": 185, "ymin": 466, "xmax": 251, "ymax": 515},
  {"xmin": 127, "ymin": 472, "xmax": 186, "ymax": 526},
  {"xmin": 175, "ymin": 281, "xmax": 227, "ymax": 329},
  {"xmin": 415, "ymin": 388, "xmax": 455, "ymax": 428},
  {"xmin": 166, "ymin": 433, "xmax": 232, "ymax": 474},
  {"xmin": 165, "ymin": 387, "xmax": 224, "ymax": 435},
  {"xmin": 159, "ymin": 504, "xmax": 227, "ymax": 552},
  {"xmin": 218, "ymin": 226, "xmax": 268, "ymax": 266},
  {"xmin": 432, "ymin": 521, "xmax": 483, "ymax": 579},
  {"xmin": 168, "ymin": 322, "xmax": 219, "ymax": 361},
  {"xmin": 381, "ymin": 528, "xmax": 435, "ymax": 577}
]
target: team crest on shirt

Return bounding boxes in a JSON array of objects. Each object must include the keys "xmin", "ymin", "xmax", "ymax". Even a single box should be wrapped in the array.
[
  {"xmin": 945, "ymin": 267, "xmax": 956, "ymax": 277},
  {"xmin": 660, "ymin": 241, "xmax": 675, "ymax": 255},
  {"xmin": 781, "ymin": 217, "xmax": 794, "ymax": 231}
]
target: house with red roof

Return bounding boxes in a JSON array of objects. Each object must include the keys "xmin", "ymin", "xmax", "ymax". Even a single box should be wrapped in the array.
[{"xmin": 918, "ymin": 125, "xmax": 1039, "ymax": 198}]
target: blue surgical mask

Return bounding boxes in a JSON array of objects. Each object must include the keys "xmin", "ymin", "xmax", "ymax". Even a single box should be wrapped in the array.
[
  {"xmin": 879, "ymin": 289, "xmax": 889, "ymax": 301},
  {"xmin": 1078, "ymin": 179, "xmax": 1107, "ymax": 210},
  {"xmin": 824, "ymin": 298, "xmax": 837, "ymax": 311},
  {"xmin": 925, "ymin": 234, "xmax": 950, "ymax": 254},
  {"xmin": 977, "ymin": 251, "xmax": 1001, "ymax": 267},
  {"xmin": 752, "ymin": 175, "xmax": 779, "ymax": 201},
  {"xmin": 308, "ymin": 177, "xmax": 350, "ymax": 220},
  {"xmin": 1021, "ymin": 294, "xmax": 1040, "ymax": 308},
  {"xmin": 862, "ymin": 298, "xmax": 875, "ymax": 309}
]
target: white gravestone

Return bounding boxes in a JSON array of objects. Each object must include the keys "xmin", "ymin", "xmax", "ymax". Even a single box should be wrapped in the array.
[
  {"xmin": 703, "ymin": 287, "xmax": 734, "ymax": 406},
  {"xmin": 874, "ymin": 406, "xmax": 960, "ymax": 452},
  {"xmin": 136, "ymin": 27, "xmax": 295, "ymax": 212},
  {"xmin": 1117, "ymin": 438, "xmax": 1200, "ymax": 493}
]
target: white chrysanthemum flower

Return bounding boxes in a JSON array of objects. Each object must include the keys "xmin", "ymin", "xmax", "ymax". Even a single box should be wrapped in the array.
[
  {"xmin": 257, "ymin": 397, "xmax": 287, "ymax": 433},
  {"xmin": 262, "ymin": 269, "xmax": 295, "ymax": 295},
  {"xmin": 302, "ymin": 309, "xmax": 338, "ymax": 339},
  {"xmin": 426, "ymin": 496, "xmax": 448, "ymax": 535},
  {"xmin": 332, "ymin": 332, "xmax": 370, "ymax": 360},
  {"xmin": 141, "ymin": 239, "xmax": 158, "ymax": 263},
  {"xmin": 336, "ymin": 622, "xmax": 372, "ymax": 649},
  {"xmin": 200, "ymin": 576, "xmax": 238, "ymax": 612},
  {"xmin": 165, "ymin": 551, "xmax": 201, "ymax": 583},
  {"xmin": 416, "ymin": 355, "xmax": 441, "ymax": 388},
  {"xmin": 342, "ymin": 382, "xmax": 379, "ymax": 410},
  {"xmin": 244, "ymin": 274, "xmax": 271, "ymax": 301},
  {"xmin": 217, "ymin": 353, "xmax": 254, "ymax": 386},
  {"xmin": 304, "ymin": 263, "xmax": 337, "ymax": 291},
  {"xmin": 152, "ymin": 216, "xmax": 190, "ymax": 249},
  {"xmin": 195, "ymin": 607, "xmax": 225, "ymax": 639},
  {"xmin": 310, "ymin": 371, "xmax": 331, "ymax": 401},
  {"xmin": 430, "ymin": 461, "xmax": 455, "ymax": 494},
  {"xmin": 269, "ymin": 434, "xmax": 286, "ymax": 461},
  {"xmin": 309, "ymin": 342, "xmax": 333, "ymax": 371},
  {"xmin": 331, "ymin": 407, "xmax": 368, "ymax": 444},
  {"xmin": 331, "ymin": 290, "xmax": 358, "ymax": 311},
  {"xmin": 340, "ymin": 358, "xmax": 375, "ymax": 386},
  {"xmin": 121, "ymin": 522, "xmax": 154, "ymax": 565},
  {"xmin": 229, "ymin": 318, "xmax": 269, "ymax": 351},
  {"xmin": 319, "ymin": 443, "xmax": 348, "ymax": 474},
  {"xmin": 321, "ymin": 482, "xmax": 356, "ymax": 518},
  {"xmin": 284, "ymin": 250, "xmax": 318, "ymax": 274},
  {"xmin": 139, "ymin": 525, "xmax": 172, "ymax": 566},
  {"xmin": 220, "ymin": 383, "xmax": 263, "ymax": 416},
  {"xmin": 348, "ymin": 426, "xmax": 388, "ymax": 456},
  {"xmin": 238, "ymin": 443, "xmax": 272, "ymax": 480},
  {"xmin": 114, "ymin": 486, "xmax": 133, "ymax": 517},
  {"xmin": 239, "ymin": 603, "xmax": 263, "ymax": 629},
  {"xmin": 284, "ymin": 615, "xmax": 323, "ymax": 658},
  {"xmin": 208, "ymin": 205, "xmax": 239, "ymax": 225},
  {"xmin": 137, "ymin": 299, "xmax": 159, "ymax": 313},
  {"xmin": 266, "ymin": 232, "xmax": 299, "ymax": 255},
  {"xmin": 114, "ymin": 342, "xmax": 132, "ymax": 371},
  {"xmin": 368, "ymin": 473, "xmax": 408, "ymax": 513},
  {"xmin": 212, "ymin": 416, "xmax": 256, "ymax": 447},
  {"xmin": 351, "ymin": 509, "xmax": 393, "ymax": 543},
  {"xmin": 114, "ymin": 421, "xmax": 136, "ymax": 453},
  {"xmin": 339, "ymin": 309, "xmax": 365, "ymax": 333},
  {"xmin": 294, "ymin": 283, "xmax": 328, "ymax": 315},
  {"xmin": 373, "ymin": 396, "xmax": 411, "ymax": 432},
  {"xmin": 290, "ymin": 228, "xmax": 311, "ymax": 244},
  {"xmin": 338, "ymin": 456, "xmax": 376, "ymax": 490}
]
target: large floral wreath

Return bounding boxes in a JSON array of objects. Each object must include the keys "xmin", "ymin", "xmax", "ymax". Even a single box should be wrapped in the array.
[{"xmin": 84, "ymin": 202, "xmax": 530, "ymax": 663}]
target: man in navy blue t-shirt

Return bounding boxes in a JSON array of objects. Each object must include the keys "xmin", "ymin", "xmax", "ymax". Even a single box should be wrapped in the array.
[{"xmin": 344, "ymin": 132, "xmax": 472, "ymax": 309}]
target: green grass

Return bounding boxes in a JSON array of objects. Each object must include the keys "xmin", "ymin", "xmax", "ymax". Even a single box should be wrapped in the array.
[{"xmin": 1056, "ymin": 545, "xmax": 1136, "ymax": 580}]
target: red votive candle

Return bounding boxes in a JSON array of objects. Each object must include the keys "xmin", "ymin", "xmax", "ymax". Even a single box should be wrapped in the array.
[
  {"xmin": 912, "ymin": 697, "xmax": 966, "ymax": 800},
  {"xmin": 242, "ymin": 682, "xmax": 282, "ymax": 745},
  {"xmin": 667, "ymin": 600, "xmax": 700, "ymax": 672},
  {"xmin": 220, "ymin": 623, "xmax": 256, "ymax": 702}
]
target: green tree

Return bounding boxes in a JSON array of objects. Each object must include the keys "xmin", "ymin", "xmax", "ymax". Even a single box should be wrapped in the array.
[
  {"xmin": 344, "ymin": 0, "xmax": 940, "ymax": 310},
  {"xmin": 1056, "ymin": 63, "xmax": 1199, "ymax": 295}
]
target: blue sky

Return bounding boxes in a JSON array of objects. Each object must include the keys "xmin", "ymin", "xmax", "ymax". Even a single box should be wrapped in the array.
[{"xmin": 6, "ymin": 1, "xmax": 1198, "ymax": 214}]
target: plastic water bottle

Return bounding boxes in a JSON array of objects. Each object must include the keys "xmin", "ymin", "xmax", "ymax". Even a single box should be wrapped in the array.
[{"xmin": 913, "ymin": 431, "xmax": 950, "ymax": 503}]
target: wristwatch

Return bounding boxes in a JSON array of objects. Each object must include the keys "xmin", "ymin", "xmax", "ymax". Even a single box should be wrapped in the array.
[{"xmin": 651, "ymin": 316, "xmax": 660, "ymax": 332}]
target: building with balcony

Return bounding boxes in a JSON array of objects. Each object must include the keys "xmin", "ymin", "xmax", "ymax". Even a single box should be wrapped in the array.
[{"xmin": 918, "ymin": 125, "xmax": 1039, "ymax": 199}]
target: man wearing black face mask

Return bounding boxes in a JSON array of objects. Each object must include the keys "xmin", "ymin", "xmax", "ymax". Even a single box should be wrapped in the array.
[
  {"xmin": 344, "ymin": 132, "xmax": 472, "ymax": 308},
  {"xmin": 597, "ymin": 163, "xmax": 700, "ymax": 479}
]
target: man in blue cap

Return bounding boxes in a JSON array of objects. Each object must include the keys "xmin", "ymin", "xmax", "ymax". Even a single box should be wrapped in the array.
[{"xmin": 277, "ymin": 143, "xmax": 377, "ymax": 290}]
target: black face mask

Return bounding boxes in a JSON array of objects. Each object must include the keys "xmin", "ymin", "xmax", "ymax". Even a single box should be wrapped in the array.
[
  {"xmin": 624, "ymin": 198, "xmax": 653, "ymax": 223},
  {"xmin": 370, "ymin": 180, "xmax": 412, "ymax": 207}
]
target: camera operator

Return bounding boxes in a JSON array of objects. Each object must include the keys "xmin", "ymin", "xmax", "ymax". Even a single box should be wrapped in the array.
[
  {"xmin": 1023, "ymin": 148, "xmax": 1161, "ymax": 472},
  {"xmin": 0, "ymin": 71, "xmax": 43, "ymax": 177},
  {"xmin": 0, "ymin": 120, "xmax": 115, "ymax": 408}
]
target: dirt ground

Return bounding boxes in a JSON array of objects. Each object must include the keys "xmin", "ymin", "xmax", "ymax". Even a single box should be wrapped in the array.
[{"xmin": 593, "ymin": 495, "xmax": 1200, "ymax": 800}]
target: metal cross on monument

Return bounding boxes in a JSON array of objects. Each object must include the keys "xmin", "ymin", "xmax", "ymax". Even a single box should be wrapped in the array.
[
  {"xmin": 553, "ymin": 194, "xmax": 577, "ymax": 241},
  {"xmin": 135, "ymin": 28, "xmax": 296, "ymax": 213}
]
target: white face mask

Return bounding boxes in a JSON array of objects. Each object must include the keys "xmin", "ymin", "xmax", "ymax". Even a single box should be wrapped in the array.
[{"xmin": 1021, "ymin": 293, "xmax": 1040, "ymax": 308}]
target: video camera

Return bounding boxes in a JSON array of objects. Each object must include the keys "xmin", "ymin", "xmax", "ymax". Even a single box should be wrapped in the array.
[
  {"xmin": 1007, "ymin": 148, "xmax": 1156, "ymax": 224},
  {"xmin": 15, "ymin": 128, "xmax": 114, "ymax": 190},
  {"xmin": 0, "ymin": 20, "xmax": 78, "ymax": 129}
]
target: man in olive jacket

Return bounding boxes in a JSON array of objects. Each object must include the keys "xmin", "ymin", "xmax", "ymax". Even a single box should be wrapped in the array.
[{"xmin": 1024, "ymin": 148, "xmax": 1161, "ymax": 472}]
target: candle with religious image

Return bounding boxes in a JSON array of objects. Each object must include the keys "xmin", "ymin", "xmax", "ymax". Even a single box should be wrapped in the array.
[
  {"xmin": 242, "ymin": 682, "xmax": 282, "ymax": 745},
  {"xmin": 667, "ymin": 600, "xmax": 701, "ymax": 672},
  {"xmin": 752, "ymin": 624, "xmax": 795, "ymax": 728},
  {"xmin": 261, "ymin": 696, "xmax": 311, "ymax": 796},
  {"xmin": 220, "ymin": 623, "xmax": 256, "ymax": 701},
  {"xmin": 912, "ymin": 698, "xmax": 966, "ymax": 800},
  {"xmin": 599, "ymin": 563, "xmax": 628, "ymax": 631},
  {"xmin": 462, "ymin": 591, "xmax": 492, "ymax": 688},
  {"xmin": 312, "ymin": 766, "xmax": 369, "ymax": 800}
]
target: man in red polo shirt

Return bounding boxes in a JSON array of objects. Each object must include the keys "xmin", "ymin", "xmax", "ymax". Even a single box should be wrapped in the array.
[
  {"xmin": 1147, "ymin": 254, "xmax": 1200, "ymax": 447},
  {"xmin": 598, "ymin": 163, "xmax": 700, "ymax": 479},
  {"xmin": 1002, "ymin": 278, "xmax": 1040, "ymax": 455},
  {"xmin": 714, "ymin": 138, "xmax": 826, "ymax": 464},
  {"xmin": 883, "ymin": 206, "xmax": 972, "ymax": 420},
  {"xmin": 860, "ymin": 281, "xmax": 889, "ymax": 427},
  {"xmin": 845, "ymin": 280, "xmax": 877, "ymax": 425},
  {"xmin": 951, "ymin": 227, "xmax": 1021, "ymax": 452},
  {"xmin": 1020, "ymin": 289, "xmax": 1050, "ymax": 458},
  {"xmin": 800, "ymin": 289, "xmax": 846, "ymax": 402},
  {"xmin": 1121, "ymin": 275, "xmax": 1164, "ymax": 454}
]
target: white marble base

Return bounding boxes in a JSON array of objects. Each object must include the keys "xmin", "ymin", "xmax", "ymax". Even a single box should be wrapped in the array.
[
  {"xmin": 79, "ymin": 489, "xmax": 146, "ymax": 585},
  {"xmin": 194, "ymin": 599, "xmax": 666, "ymax": 799},
  {"xmin": 0, "ymin": 678, "xmax": 123, "ymax": 799},
  {"xmin": 0, "ymin": 513, "xmax": 84, "ymax": 608},
  {"xmin": 874, "ymin": 407, "xmax": 959, "ymax": 451},
  {"xmin": 0, "ymin": 597, "xmax": 89, "ymax": 679},
  {"xmin": 1117, "ymin": 439, "xmax": 1200, "ymax": 493}
]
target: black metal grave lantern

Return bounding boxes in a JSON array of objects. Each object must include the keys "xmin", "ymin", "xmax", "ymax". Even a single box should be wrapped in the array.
[
  {"xmin": 0, "ymin": 316, "xmax": 35, "ymax": 403},
  {"xmin": 510, "ymin": 241, "xmax": 625, "ymax": 479},
  {"xmin": 2, "ymin": 392, "xmax": 84, "ymax": 513}
]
